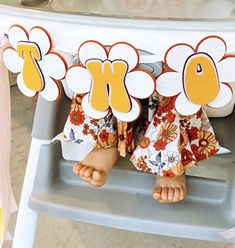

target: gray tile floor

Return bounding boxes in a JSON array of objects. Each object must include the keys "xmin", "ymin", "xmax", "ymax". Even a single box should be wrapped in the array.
[{"xmin": 3, "ymin": 77, "xmax": 234, "ymax": 248}]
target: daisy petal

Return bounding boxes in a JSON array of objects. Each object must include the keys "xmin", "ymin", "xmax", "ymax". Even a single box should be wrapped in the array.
[
  {"xmin": 112, "ymin": 97, "xmax": 140, "ymax": 122},
  {"xmin": 40, "ymin": 53, "xmax": 67, "ymax": 80},
  {"xmin": 217, "ymin": 57, "xmax": 235, "ymax": 83},
  {"xmin": 8, "ymin": 25, "xmax": 28, "ymax": 50},
  {"xmin": 29, "ymin": 27, "xmax": 51, "ymax": 56},
  {"xmin": 166, "ymin": 44, "xmax": 194, "ymax": 72},
  {"xmin": 156, "ymin": 72, "xmax": 182, "ymax": 96},
  {"xmin": 108, "ymin": 43, "xmax": 138, "ymax": 72},
  {"xmin": 3, "ymin": 48, "xmax": 23, "ymax": 73},
  {"xmin": 197, "ymin": 36, "xmax": 226, "ymax": 63},
  {"xmin": 125, "ymin": 70, "xmax": 155, "ymax": 98},
  {"xmin": 66, "ymin": 65, "xmax": 91, "ymax": 94},
  {"xmin": 40, "ymin": 76, "xmax": 60, "ymax": 101},
  {"xmin": 208, "ymin": 83, "xmax": 232, "ymax": 108},
  {"xmin": 79, "ymin": 41, "xmax": 107, "ymax": 66},
  {"xmin": 175, "ymin": 92, "xmax": 201, "ymax": 115},
  {"xmin": 17, "ymin": 73, "xmax": 36, "ymax": 97},
  {"xmin": 81, "ymin": 94, "xmax": 108, "ymax": 119}
]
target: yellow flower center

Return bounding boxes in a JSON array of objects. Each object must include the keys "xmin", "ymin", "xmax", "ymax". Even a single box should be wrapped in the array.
[
  {"xmin": 183, "ymin": 53, "xmax": 219, "ymax": 105},
  {"xmin": 17, "ymin": 41, "xmax": 44, "ymax": 91},
  {"xmin": 86, "ymin": 59, "xmax": 130, "ymax": 113}
]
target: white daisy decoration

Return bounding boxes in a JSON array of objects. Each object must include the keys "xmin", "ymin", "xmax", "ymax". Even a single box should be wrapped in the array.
[
  {"xmin": 162, "ymin": 151, "xmax": 180, "ymax": 168},
  {"xmin": 156, "ymin": 36, "xmax": 235, "ymax": 116},
  {"xmin": 66, "ymin": 40, "xmax": 155, "ymax": 121},
  {"xmin": 3, "ymin": 25, "xmax": 67, "ymax": 101}
]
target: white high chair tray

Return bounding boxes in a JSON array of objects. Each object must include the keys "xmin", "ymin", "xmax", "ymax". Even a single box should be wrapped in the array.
[{"xmin": 1, "ymin": 0, "xmax": 235, "ymax": 58}]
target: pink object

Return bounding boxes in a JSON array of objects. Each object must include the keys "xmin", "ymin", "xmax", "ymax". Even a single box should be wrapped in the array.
[{"xmin": 0, "ymin": 35, "xmax": 17, "ymax": 242}]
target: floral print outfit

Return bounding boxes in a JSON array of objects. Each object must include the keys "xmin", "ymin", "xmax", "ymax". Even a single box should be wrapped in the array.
[
  {"xmin": 63, "ymin": 94, "xmax": 135, "ymax": 159},
  {"xmin": 64, "ymin": 91, "xmax": 219, "ymax": 177},
  {"xmin": 131, "ymin": 93, "xmax": 220, "ymax": 177}
]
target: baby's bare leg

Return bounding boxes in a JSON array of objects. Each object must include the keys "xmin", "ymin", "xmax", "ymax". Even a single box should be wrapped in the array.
[{"xmin": 73, "ymin": 147, "xmax": 119, "ymax": 187}]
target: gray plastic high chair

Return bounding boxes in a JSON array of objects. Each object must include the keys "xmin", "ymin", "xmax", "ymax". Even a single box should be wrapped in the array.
[
  {"xmin": 1, "ymin": 0, "xmax": 235, "ymax": 247},
  {"xmin": 27, "ymin": 91, "xmax": 235, "ymax": 243}
]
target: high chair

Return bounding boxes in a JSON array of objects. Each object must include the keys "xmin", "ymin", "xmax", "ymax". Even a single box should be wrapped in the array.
[
  {"xmin": 14, "ymin": 91, "xmax": 235, "ymax": 247},
  {"xmin": 0, "ymin": 1, "xmax": 235, "ymax": 247}
]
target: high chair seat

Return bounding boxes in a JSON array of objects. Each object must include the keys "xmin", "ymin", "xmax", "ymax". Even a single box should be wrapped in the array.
[{"xmin": 29, "ymin": 143, "xmax": 234, "ymax": 241}]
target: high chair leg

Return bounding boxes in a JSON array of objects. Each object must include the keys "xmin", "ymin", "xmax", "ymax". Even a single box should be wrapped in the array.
[{"xmin": 12, "ymin": 138, "xmax": 51, "ymax": 248}]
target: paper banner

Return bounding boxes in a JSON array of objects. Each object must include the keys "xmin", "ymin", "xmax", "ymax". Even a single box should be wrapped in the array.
[
  {"xmin": 3, "ymin": 24, "xmax": 67, "ymax": 101},
  {"xmin": 156, "ymin": 36, "xmax": 235, "ymax": 116},
  {"xmin": 66, "ymin": 40, "xmax": 155, "ymax": 122}
]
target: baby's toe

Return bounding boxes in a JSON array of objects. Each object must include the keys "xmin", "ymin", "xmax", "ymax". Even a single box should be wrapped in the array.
[
  {"xmin": 152, "ymin": 186, "xmax": 162, "ymax": 200},
  {"xmin": 89, "ymin": 170, "xmax": 107, "ymax": 187},
  {"xmin": 73, "ymin": 163, "xmax": 85, "ymax": 175},
  {"xmin": 179, "ymin": 185, "xmax": 186, "ymax": 201},
  {"xmin": 79, "ymin": 165, "xmax": 90, "ymax": 177},
  {"xmin": 168, "ymin": 187, "xmax": 174, "ymax": 201},
  {"xmin": 161, "ymin": 187, "xmax": 169, "ymax": 201},
  {"xmin": 173, "ymin": 187, "xmax": 180, "ymax": 202},
  {"xmin": 83, "ymin": 167, "xmax": 94, "ymax": 178},
  {"xmin": 92, "ymin": 170, "xmax": 104, "ymax": 182}
]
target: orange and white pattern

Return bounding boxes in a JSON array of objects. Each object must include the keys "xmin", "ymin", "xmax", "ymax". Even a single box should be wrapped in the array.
[
  {"xmin": 3, "ymin": 25, "xmax": 67, "ymax": 101},
  {"xmin": 66, "ymin": 40, "xmax": 155, "ymax": 122},
  {"xmin": 131, "ymin": 94, "xmax": 220, "ymax": 176},
  {"xmin": 62, "ymin": 94, "xmax": 135, "ymax": 161},
  {"xmin": 156, "ymin": 36, "xmax": 235, "ymax": 116}
]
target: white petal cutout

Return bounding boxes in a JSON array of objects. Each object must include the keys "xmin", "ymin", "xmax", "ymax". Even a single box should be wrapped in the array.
[
  {"xmin": 29, "ymin": 27, "xmax": 51, "ymax": 56},
  {"xmin": 125, "ymin": 70, "xmax": 154, "ymax": 98},
  {"xmin": 82, "ymin": 94, "xmax": 108, "ymax": 119},
  {"xmin": 166, "ymin": 44, "xmax": 194, "ymax": 72},
  {"xmin": 108, "ymin": 43, "xmax": 138, "ymax": 72},
  {"xmin": 40, "ymin": 75, "xmax": 60, "ymax": 101},
  {"xmin": 3, "ymin": 48, "xmax": 23, "ymax": 73},
  {"xmin": 66, "ymin": 66, "xmax": 91, "ymax": 94},
  {"xmin": 8, "ymin": 25, "xmax": 28, "ymax": 50},
  {"xmin": 40, "ymin": 53, "xmax": 66, "ymax": 80},
  {"xmin": 112, "ymin": 97, "xmax": 140, "ymax": 122},
  {"xmin": 197, "ymin": 36, "xmax": 226, "ymax": 63},
  {"xmin": 217, "ymin": 57, "xmax": 235, "ymax": 83},
  {"xmin": 156, "ymin": 72, "xmax": 182, "ymax": 97},
  {"xmin": 208, "ymin": 83, "xmax": 232, "ymax": 108},
  {"xmin": 79, "ymin": 41, "xmax": 107, "ymax": 66},
  {"xmin": 17, "ymin": 73, "xmax": 36, "ymax": 97},
  {"xmin": 175, "ymin": 92, "xmax": 201, "ymax": 115}
]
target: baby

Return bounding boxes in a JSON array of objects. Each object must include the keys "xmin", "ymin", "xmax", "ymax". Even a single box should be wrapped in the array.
[
  {"xmin": 131, "ymin": 92, "xmax": 220, "ymax": 202},
  {"xmin": 63, "ymin": 61, "xmax": 221, "ymax": 203},
  {"xmin": 63, "ymin": 93, "xmax": 134, "ymax": 187}
]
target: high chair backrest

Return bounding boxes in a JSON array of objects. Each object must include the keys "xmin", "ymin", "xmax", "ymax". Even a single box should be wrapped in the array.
[{"xmin": 32, "ymin": 92, "xmax": 70, "ymax": 140}]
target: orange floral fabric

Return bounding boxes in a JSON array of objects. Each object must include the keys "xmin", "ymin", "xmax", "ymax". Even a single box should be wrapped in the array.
[
  {"xmin": 64, "ymin": 93, "xmax": 219, "ymax": 177},
  {"xmin": 63, "ymin": 94, "xmax": 134, "ymax": 157},
  {"xmin": 117, "ymin": 121, "xmax": 135, "ymax": 157},
  {"xmin": 131, "ymin": 94, "xmax": 220, "ymax": 176}
]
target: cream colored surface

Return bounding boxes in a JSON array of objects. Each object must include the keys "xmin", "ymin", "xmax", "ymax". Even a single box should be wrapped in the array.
[{"xmin": 3, "ymin": 73, "xmax": 233, "ymax": 248}]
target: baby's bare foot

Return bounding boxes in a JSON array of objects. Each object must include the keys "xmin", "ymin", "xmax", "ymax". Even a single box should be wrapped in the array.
[
  {"xmin": 152, "ymin": 171, "xmax": 186, "ymax": 203},
  {"xmin": 73, "ymin": 147, "xmax": 119, "ymax": 187}
]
